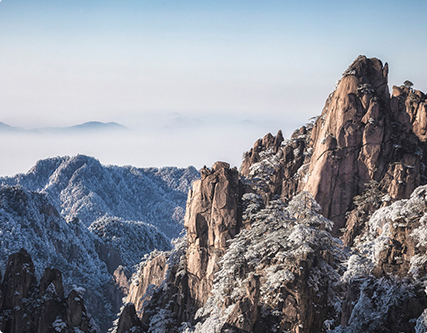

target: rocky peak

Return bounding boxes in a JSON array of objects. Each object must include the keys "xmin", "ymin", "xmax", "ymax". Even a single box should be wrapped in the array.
[
  {"xmin": 116, "ymin": 303, "xmax": 143, "ymax": 333},
  {"xmin": 127, "ymin": 253, "xmax": 168, "ymax": 318},
  {"xmin": 240, "ymin": 130, "xmax": 284, "ymax": 176},
  {"xmin": 2, "ymin": 249, "xmax": 36, "ymax": 309},
  {"xmin": 40, "ymin": 267, "xmax": 64, "ymax": 298},
  {"xmin": 303, "ymin": 56, "xmax": 392, "ymax": 232},
  {"xmin": 0, "ymin": 250, "xmax": 97, "ymax": 333},
  {"xmin": 391, "ymin": 84, "xmax": 427, "ymax": 142},
  {"xmin": 240, "ymin": 56, "xmax": 427, "ymax": 237}
]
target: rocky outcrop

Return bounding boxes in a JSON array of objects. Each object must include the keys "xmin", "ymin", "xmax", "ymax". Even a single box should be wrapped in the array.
[
  {"xmin": 127, "ymin": 253, "xmax": 168, "ymax": 315},
  {"xmin": 116, "ymin": 303, "xmax": 144, "ymax": 333},
  {"xmin": 192, "ymin": 193, "xmax": 344, "ymax": 333},
  {"xmin": 0, "ymin": 249, "xmax": 97, "ymax": 333},
  {"xmin": 117, "ymin": 162, "xmax": 241, "ymax": 331},
  {"xmin": 185, "ymin": 161, "xmax": 241, "ymax": 308},
  {"xmin": 392, "ymin": 85, "xmax": 427, "ymax": 142},
  {"xmin": 304, "ymin": 57, "xmax": 391, "ymax": 232},
  {"xmin": 240, "ymin": 130, "xmax": 284, "ymax": 176}
]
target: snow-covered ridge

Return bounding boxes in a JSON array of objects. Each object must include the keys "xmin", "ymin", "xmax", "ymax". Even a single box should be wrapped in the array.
[
  {"xmin": 0, "ymin": 154, "xmax": 199, "ymax": 239},
  {"xmin": 0, "ymin": 155, "xmax": 199, "ymax": 330},
  {"xmin": 0, "ymin": 185, "xmax": 173, "ymax": 331},
  {"xmin": 89, "ymin": 216, "xmax": 171, "ymax": 269}
]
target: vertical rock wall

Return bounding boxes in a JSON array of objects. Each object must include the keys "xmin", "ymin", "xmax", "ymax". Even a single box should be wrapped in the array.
[
  {"xmin": 304, "ymin": 56, "xmax": 392, "ymax": 232},
  {"xmin": 184, "ymin": 161, "xmax": 240, "ymax": 308}
]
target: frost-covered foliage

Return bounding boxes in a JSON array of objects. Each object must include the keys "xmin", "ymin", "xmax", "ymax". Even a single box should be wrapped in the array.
[
  {"xmin": 194, "ymin": 192, "xmax": 346, "ymax": 332},
  {"xmin": 0, "ymin": 185, "xmax": 114, "ymax": 326},
  {"xmin": 341, "ymin": 254, "xmax": 374, "ymax": 283},
  {"xmin": 412, "ymin": 214, "xmax": 427, "ymax": 248},
  {"xmin": 330, "ymin": 185, "xmax": 427, "ymax": 331},
  {"xmin": 0, "ymin": 155, "xmax": 198, "ymax": 330},
  {"xmin": 248, "ymin": 147, "xmax": 282, "ymax": 179},
  {"xmin": 352, "ymin": 180, "xmax": 385, "ymax": 209},
  {"xmin": 148, "ymin": 308, "xmax": 176, "ymax": 333},
  {"xmin": 416, "ymin": 309, "xmax": 427, "ymax": 333},
  {"xmin": 331, "ymin": 277, "xmax": 423, "ymax": 332},
  {"xmin": 0, "ymin": 155, "xmax": 199, "ymax": 238},
  {"xmin": 89, "ymin": 217, "xmax": 171, "ymax": 268},
  {"xmin": 354, "ymin": 185, "xmax": 427, "ymax": 274}
]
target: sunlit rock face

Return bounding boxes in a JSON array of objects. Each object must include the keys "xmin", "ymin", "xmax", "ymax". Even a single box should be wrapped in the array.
[
  {"xmin": 241, "ymin": 56, "xmax": 427, "ymax": 237},
  {"xmin": 184, "ymin": 161, "xmax": 241, "ymax": 309},
  {"xmin": 304, "ymin": 56, "xmax": 392, "ymax": 232}
]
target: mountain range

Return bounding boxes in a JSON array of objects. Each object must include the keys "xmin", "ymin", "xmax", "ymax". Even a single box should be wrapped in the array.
[
  {"xmin": 0, "ymin": 154, "xmax": 199, "ymax": 238},
  {"xmin": 0, "ymin": 156, "xmax": 199, "ymax": 331},
  {"xmin": 2, "ymin": 55, "xmax": 427, "ymax": 333},
  {"xmin": 0, "ymin": 121, "xmax": 128, "ymax": 134}
]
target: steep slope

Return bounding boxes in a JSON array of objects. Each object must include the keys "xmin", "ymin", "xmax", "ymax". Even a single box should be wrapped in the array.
[
  {"xmin": 0, "ymin": 185, "xmax": 170, "ymax": 331},
  {"xmin": 0, "ymin": 155, "xmax": 199, "ymax": 238},
  {"xmin": 114, "ymin": 56, "xmax": 427, "ymax": 333}
]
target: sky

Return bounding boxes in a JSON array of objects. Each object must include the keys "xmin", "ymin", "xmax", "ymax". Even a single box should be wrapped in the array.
[{"xmin": 1, "ymin": 0, "xmax": 427, "ymax": 176}]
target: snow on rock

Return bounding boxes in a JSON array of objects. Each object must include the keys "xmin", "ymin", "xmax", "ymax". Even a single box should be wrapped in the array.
[
  {"xmin": 332, "ymin": 185, "xmax": 427, "ymax": 331},
  {"xmin": 194, "ymin": 192, "xmax": 346, "ymax": 333},
  {"xmin": 0, "ymin": 249, "xmax": 98, "ymax": 333},
  {"xmin": 0, "ymin": 186, "xmax": 126, "ymax": 330}
]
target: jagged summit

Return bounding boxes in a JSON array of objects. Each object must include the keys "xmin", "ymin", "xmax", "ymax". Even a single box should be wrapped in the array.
[
  {"xmin": 0, "ymin": 249, "xmax": 98, "ymax": 333},
  {"xmin": 242, "ymin": 55, "xmax": 427, "ymax": 236}
]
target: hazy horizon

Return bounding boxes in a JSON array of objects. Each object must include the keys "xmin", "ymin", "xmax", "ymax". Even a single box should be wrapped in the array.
[{"xmin": 1, "ymin": 0, "xmax": 427, "ymax": 176}]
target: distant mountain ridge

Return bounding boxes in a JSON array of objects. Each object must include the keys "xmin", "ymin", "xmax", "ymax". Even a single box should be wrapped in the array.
[
  {"xmin": 0, "ymin": 155, "xmax": 199, "ymax": 238},
  {"xmin": 0, "ymin": 121, "xmax": 128, "ymax": 134}
]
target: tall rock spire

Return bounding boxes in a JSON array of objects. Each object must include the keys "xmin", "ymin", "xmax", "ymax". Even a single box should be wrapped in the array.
[{"xmin": 304, "ymin": 56, "xmax": 391, "ymax": 232}]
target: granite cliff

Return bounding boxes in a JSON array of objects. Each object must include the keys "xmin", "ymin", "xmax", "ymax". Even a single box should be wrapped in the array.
[{"xmin": 115, "ymin": 56, "xmax": 427, "ymax": 333}]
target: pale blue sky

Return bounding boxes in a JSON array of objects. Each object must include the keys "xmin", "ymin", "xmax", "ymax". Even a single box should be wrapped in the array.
[{"xmin": 1, "ymin": 0, "xmax": 427, "ymax": 175}]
